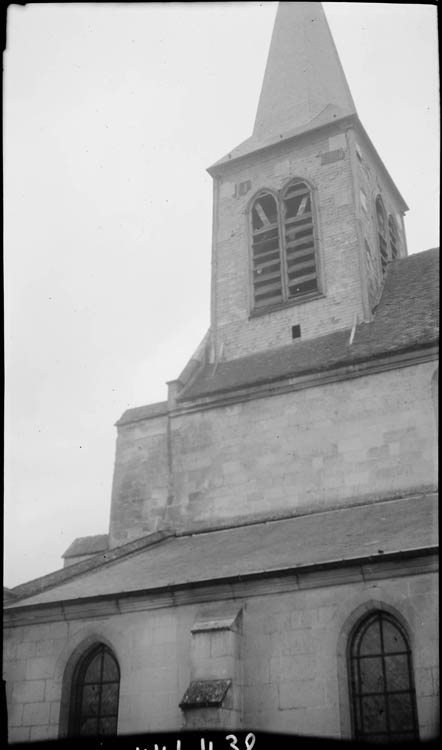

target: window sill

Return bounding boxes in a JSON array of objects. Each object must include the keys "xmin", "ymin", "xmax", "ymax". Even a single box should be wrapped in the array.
[{"xmin": 249, "ymin": 292, "xmax": 325, "ymax": 319}]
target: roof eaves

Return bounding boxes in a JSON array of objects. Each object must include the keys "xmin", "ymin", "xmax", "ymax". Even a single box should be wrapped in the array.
[
  {"xmin": 5, "ymin": 546, "xmax": 437, "ymax": 617},
  {"xmin": 207, "ymin": 113, "xmax": 356, "ymax": 175},
  {"xmin": 178, "ymin": 338, "xmax": 438, "ymax": 403}
]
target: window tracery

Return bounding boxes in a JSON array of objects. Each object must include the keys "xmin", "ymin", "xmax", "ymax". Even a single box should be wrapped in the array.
[
  {"xmin": 250, "ymin": 181, "xmax": 319, "ymax": 311},
  {"xmin": 348, "ymin": 610, "xmax": 419, "ymax": 742},
  {"xmin": 69, "ymin": 643, "xmax": 120, "ymax": 737}
]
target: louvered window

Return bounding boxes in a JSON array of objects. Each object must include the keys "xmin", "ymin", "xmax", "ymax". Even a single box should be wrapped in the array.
[
  {"xmin": 251, "ymin": 181, "xmax": 319, "ymax": 311},
  {"xmin": 376, "ymin": 196, "xmax": 389, "ymax": 275},
  {"xmin": 283, "ymin": 181, "xmax": 318, "ymax": 298},
  {"xmin": 251, "ymin": 192, "xmax": 283, "ymax": 309},
  {"xmin": 349, "ymin": 611, "xmax": 419, "ymax": 743},
  {"xmin": 388, "ymin": 215, "xmax": 400, "ymax": 259},
  {"xmin": 69, "ymin": 644, "xmax": 120, "ymax": 737}
]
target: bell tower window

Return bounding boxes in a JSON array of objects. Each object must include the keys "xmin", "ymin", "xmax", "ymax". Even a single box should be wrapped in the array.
[
  {"xmin": 388, "ymin": 215, "xmax": 400, "ymax": 259},
  {"xmin": 282, "ymin": 181, "xmax": 318, "ymax": 298},
  {"xmin": 376, "ymin": 196, "xmax": 389, "ymax": 275},
  {"xmin": 250, "ymin": 181, "xmax": 319, "ymax": 312},
  {"xmin": 251, "ymin": 192, "xmax": 283, "ymax": 309}
]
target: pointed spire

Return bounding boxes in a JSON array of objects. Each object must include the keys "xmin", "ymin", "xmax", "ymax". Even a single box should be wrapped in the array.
[
  {"xmin": 253, "ymin": 2, "xmax": 356, "ymax": 140},
  {"xmin": 209, "ymin": 2, "xmax": 358, "ymax": 171}
]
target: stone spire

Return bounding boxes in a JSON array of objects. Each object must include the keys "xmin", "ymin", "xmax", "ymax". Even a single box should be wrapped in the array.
[
  {"xmin": 253, "ymin": 2, "xmax": 357, "ymax": 140},
  {"xmin": 210, "ymin": 2, "xmax": 357, "ymax": 169}
]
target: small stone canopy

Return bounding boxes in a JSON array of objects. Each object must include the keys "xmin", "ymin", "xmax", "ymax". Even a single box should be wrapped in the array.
[
  {"xmin": 179, "ymin": 679, "xmax": 231, "ymax": 709},
  {"xmin": 191, "ymin": 608, "xmax": 242, "ymax": 634},
  {"xmin": 62, "ymin": 534, "xmax": 109, "ymax": 559}
]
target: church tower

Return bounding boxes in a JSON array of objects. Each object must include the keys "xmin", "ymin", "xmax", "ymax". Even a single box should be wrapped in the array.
[
  {"xmin": 104, "ymin": 2, "xmax": 432, "ymax": 549},
  {"xmin": 207, "ymin": 2, "xmax": 408, "ymax": 363},
  {"xmin": 4, "ymin": 6, "xmax": 438, "ymax": 744}
]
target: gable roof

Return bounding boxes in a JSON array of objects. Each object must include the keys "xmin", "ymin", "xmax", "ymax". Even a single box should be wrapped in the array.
[
  {"xmin": 179, "ymin": 249, "xmax": 439, "ymax": 401},
  {"xmin": 5, "ymin": 493, "xmax": 437, "ymax": 609}
]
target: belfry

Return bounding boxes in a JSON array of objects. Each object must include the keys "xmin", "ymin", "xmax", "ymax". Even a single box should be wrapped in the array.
[{"xmin": 4, "ymin": 3, "xmax": 438, "ymax": 742}]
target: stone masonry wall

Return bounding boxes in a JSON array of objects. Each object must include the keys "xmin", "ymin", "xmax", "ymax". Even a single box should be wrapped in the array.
[
  {"xmin": 354, "ymin": 132, "xmax": 407, "ymax": 267},
  {"xmin": 109, "ymin": 414, "xmax": 169, "ymax": 546},
  {"xmin": 4, "ymin": 570, "xmax": 438, "ymax": 741},
  {"xmin": 212, "ymin": 125, "xmax": 365, "ymax": 361},
  {"xmin": 109, "ymin": 361, "xmax": 438, "ymax": 542}
]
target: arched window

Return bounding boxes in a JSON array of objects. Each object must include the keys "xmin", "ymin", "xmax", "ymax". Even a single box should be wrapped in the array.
[
  {"xmin": 250, "ymin": 181, "xmax": 319, "ymax": 311},
  {"xmin": 69, "ymin": 643, "xmax": 120, "ymax": 737},
  {"xmin": 348, "ymin": 610, "xmax": 419, "ymax": 743},
  {"xmin": 388, "ymin": 215, "xmax": 400, "ymax": 259},
  {"xmin": 251, "ymin": 192, "xmax": 283, "ymax": 309},
  {"xmin": 375, "ymin": 196, "xmax": 389, "ymax": 275},
  {"xmin": 282, "ymin": 181, "xmax": 318, "ymax": 298}
]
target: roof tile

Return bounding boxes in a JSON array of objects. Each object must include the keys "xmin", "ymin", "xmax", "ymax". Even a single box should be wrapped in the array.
[
  {"xmin": 62, "ymin": 534, "xmax": 109, "ymax": 559},
  {"xmin": 7, "ymin": 494, "xmax": 437, "ymax": 608},
  {"xmin": 179, "ymin": 249, "xmax": 439, "ymax": 401}
]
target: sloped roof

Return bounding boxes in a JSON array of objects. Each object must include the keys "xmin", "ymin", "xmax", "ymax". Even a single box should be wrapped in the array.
[
  {"xmin": 6, "ymin": 494, "xmax": 437, "ymax": 608},
  {"xmin": 179, "ymin": 249, "xmax": 439, "ymax": 401},
  {"xmin": 210, "ymin": 1, "xmax": 357, "ymax": 171},
  {"xmin": 3, "ymin": 588, "xmax": 18, "ymax": 604},
  {"xmin": 62, "ymin": 534, "xmax": 109, "ymax": 559},
  {"xmin": 210, "ymin": 107, "xmax": 353, "ymax": 171},
  {"xmin": 253, "ymin": 3, "xmax": 356, "ymax": 138},
  {"xmin": 116, "ymin": 401, "xmax": 168, "ymax": 427}
]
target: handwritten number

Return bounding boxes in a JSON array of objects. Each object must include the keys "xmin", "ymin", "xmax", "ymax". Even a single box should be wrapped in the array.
[
  {"xmin": 226, "ymin": 735, "xmax": 255, "ymax": 750},
  {"xmin": 226, "ymin": 735, "xmax": 239, "ymax": 750}
]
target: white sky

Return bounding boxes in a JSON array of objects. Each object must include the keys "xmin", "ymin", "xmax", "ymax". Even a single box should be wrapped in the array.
[{"xmin": 4, "ymin": 3, "xmax": 439, "ymax": 587}]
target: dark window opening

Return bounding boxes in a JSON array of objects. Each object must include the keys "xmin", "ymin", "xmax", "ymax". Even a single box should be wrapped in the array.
[
  {"xmin": 291, "ymin": 324, "xmax": 301, "ymax": 339},
  {"xmin": 69, "ymin": 644, "xmax": 120, "ymax": 737},
  {"xmin": 349, "ymin": 611, "xmax": 419, "ymax": 743}
]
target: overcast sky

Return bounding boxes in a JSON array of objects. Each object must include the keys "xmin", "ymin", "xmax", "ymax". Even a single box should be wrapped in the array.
[{"xmin": 4, "ymin": 3, "xmax": 439, "ymax": 588}]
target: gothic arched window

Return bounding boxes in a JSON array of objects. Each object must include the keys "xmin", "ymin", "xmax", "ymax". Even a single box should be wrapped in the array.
[
  {"xmin": 348, "ymin": 610, "xmax": 419, "ymax": 743},
  {"xmin": 388, "ymin": 215, "xmax": 400, "ymax": 260},
  {"xmin": 250, "ymin": 181, "xmax": 318, "ymax": 311},
  {"xmin": 69, "ymin": 643, "xmax": 120, "ymax": 737},
  {"xmin": 282, "ymin": 180, "xmax": 318, "ymax": 299},
  {"xmin": 375, "ymin": 196, "xmax": 389, "ymax": 275},
  {"xmin": 251, "ymin": 192, "xmax": 283, "ymax": 309}
]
